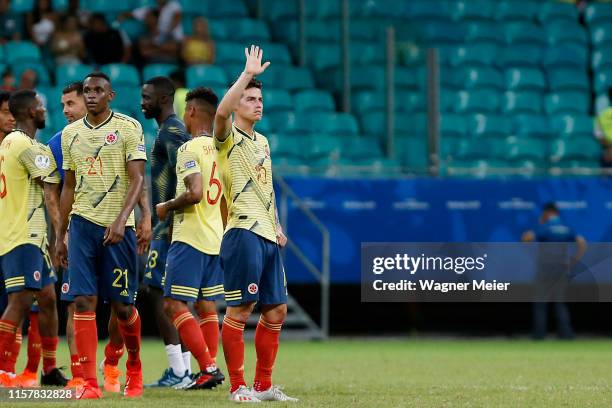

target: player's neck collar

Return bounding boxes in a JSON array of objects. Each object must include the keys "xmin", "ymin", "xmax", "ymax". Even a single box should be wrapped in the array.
[
  {"xmin": 84, "ymin": 110, "xmax": 114, "ymax": 130},
  {"xmin": 233, "ymin": 122, "xmax": 256, "ymax": 140}
]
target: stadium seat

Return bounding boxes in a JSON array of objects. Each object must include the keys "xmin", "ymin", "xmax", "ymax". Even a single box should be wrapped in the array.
[
  {"xmin": 5, "ymin": 41, "xmax": 41, "ymax": 64},
  {"xmin": 543, "ymin": 47, "xmax": 588, "ymax": 70},
  {"xmin": 596, "ymin": 94, "xmax": 610, "ymax": 114},
  {"xmin": 548, "ymin": 69, "xmax": 589, "ymax": 93},
  {"xmin": 395, "ymin": 67, "xmax": 420, "ymax": 91},
  {"xmin": 465, "ymin": 22, "xmax": 505, "ymax": 45},
  {"xmin": 456, "ymin": 90, "xmax": 501, "ymax": 114},
  {"xmin": 396, "ymin": 136, "xmax": 428, "ymax": 171},
  {"xmin": 262, "ymin": 89, "xmax": 292, "ymax": 113},
  {"xmin": 417, "ymin": 22, "xmax": 465, "ymax": 46},
  {"xmin": 216, "ymin": 42, "xmax": 251, "ymax": 65},
  {"xmin": 544, "ymin": 92, "xmax": 590, "ymax": 116},
  {"xmin": 456, "ymin": 138, "xmax": 501, "ymax": 160},
  {"xmin": 450, "ymin": 45, "xmax": 498, "ymax": 67},
  {"xmin": 272, "ymin": 135, "xmax": 305, "ymax": 159},
  {"xmin": 495, "ymin": 1, "xmax": 539, "ymax": 22},
  {"xmin": 505, "ymin": 68, "xmax": 546, "ymax": 92},
  {"xmin": 119, "ymin": 19, "xmax": 146, "ymax": 42},
  {"xmin": 353, "ymin": 91, "xmax": 385, "ymax": 114},
  {"xmin": 306, "ymin": 136, "xmax": 342, "ymax": 161},
  {"xmin": 225, "ymin": 19, "xmax": 271, "ymax": 42},
  {"xmin": 13, "ymin": 63, "xmax": 51, "ymax": 87},
  {"xmin": 186, "ymin": 65, "xmax": 227, "ymax": 88},
  {"xmin": 550, "ymin": 115, "xmax": 594, "ymax": 138},
  {"xmin": 322, "ymin": 113, "xmax": 359, "ymax": 137},
  {"xmin": 454, "ymin": 0, "xmax": 494, "ymax": 21},
  {"xmin": 264, "ymin": 0, "xmax": 298, "ymax": 21},
  {"xmin": 350, "ymin": 20, "xmax": 380, "ymax": 42},
  {"xmin": 538, "ymin": 2, "xmax": 578, "ymax": 24},
  {"xmin": 345, "ymin": 137, "xmax": 384, "ymax": 161},
  {"xmin": 405, "ymin": 0, "xmax": 453, "ymax": 21},
  {"xmin": 113, "ymin": 86, "xmax": 141, "ymax": 110},
  {"xmin": 514, "ymin": 115, "xmax": 553, "ymax": 139},
  {"xmin": 592, "ymin": 48, "xmax": 612, "ymax": 71},
  {"xmin": 294, "ymin": 90, "xmax": 335, "ymax": 112},
  {"xmin": 504, "ymin": 23, "xmax": 546, "ymax": 46},
  {"xmin": 497, "ymin": 45, "xmax": 541, "ymax": 68},
  {"xmin": 11, "ymin": 0, "xmax": 34, "ymax": 13},
  {"xmin": 591, "ymin": 24, "xmax": 612, "ymax": 48},
  {"xmin": 349, "ymin": 66, "xmax": 385, "ymax": 92},
  {"xmin": 353, "ymin": 90, "xmax": 426, "ymax": 115},
  {"xmin": 460, "ymin": 67, "xmax": 504, "ymax": 91},
  {"xmin": 255, "ymin": 117, "xmax": 272, "ymax": 134},
  {"xmin": 504, "ymin": 139, "xmax": 549, "ymax": 163},
  {"xmin": 275, "ymin": 66, "xmax": 315, "ymax": 93},
  {"xmin": 266, "ymin": 111, "xmax": 295, "ymax": 133},
  {"xmin": 585, "ymin": 3, "xmax": 612, "ymax": 26},
  {"xmin": 596, "ymin": 71, "xmax": 612, "ymax": 94},
  {"xmin": 310, "ymin": 44, "xmax": 340, "ymax": 71},
  {"xmin": 143, "ymin": 64, "xmax": 178, "ymax": 81},
  {"xmin": 361, "ymin": 112, "xmax": 427, "ymax": 138},
  {"xmin": 545, "ymin": 22, "xmax": 587, "ymax": 48},
  {"xmin": 101, "ymin": 64, "xmax": 140, "ymax": 86},
  {"xmin": 550, "ymin": 137, "xmax": 601, "ymax": 162},
  {"xmin": 204, "ymin": 0, "xmax": 248, "ymax": 18},
  {"xmin": 440, "ymin": 114, "xmax": 467, "ymax": 139},
  {"xmin": 80, "ymin": 0, "xmax": 128, "ymax": 12},
  {"xmin": 468, "ymin": 114, "xmax": 512, "ymax": 138},
  {"xmin": 440, "ymin": 89, "xmax": 459, "ymax": 113},
  {"xmin": 502, "ymin": 91, "xmax": 542, "ymax": 115},
  {"xmin": 262, "ymin": 44, "xmax": 292, "ymax": 66}
]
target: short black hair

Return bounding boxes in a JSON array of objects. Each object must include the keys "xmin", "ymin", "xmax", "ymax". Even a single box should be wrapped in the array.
[
  {"xmin": 9, "ymin": 90, "xmax": 37, "ymax": 119},
  {"xmin": 62, "ymin": 81, "xmax": 83, "ymax": 95},
  {"xmin": 84, "ymin": 71, "xmax": 111, "ymax": 85},
  {"xmin": 144, "ymin": 76, "xmax": 175, "ymax": 98},
  {"xmin": 185, "ymin": 87, "xmax": 218, "ymax": 109},
  {"xmin": 542, "ymin": 202, "xmax": 559, "ymax": 214},
  {"xmin": 229, "ymin": 77, "xmax": 263, "ymax": 91},
  {"xmin": 0, "ymin": 90, "xmax": 10, "ymax": 107}
]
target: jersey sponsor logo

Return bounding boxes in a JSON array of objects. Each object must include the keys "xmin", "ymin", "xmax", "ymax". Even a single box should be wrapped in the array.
[
  {"xmin": 120, "ymin": 289, "xmax": 129, "ymax": 297},
  {"xmin": 61, "ymin": 282, "xmax": 69, "ymax": 294},
  {"xmin": 105, "ymin": 132, "xmax": 118, "ymax": 145},
  {"xmin": 34, "ymin": 154, "xmax": 50, "ymax": 169},
  {"xmin": 33, "ymin": 270, "xmax": 41, "ymax": 281},
  {"xmin": 185, "ymin": 160, "xmax": 196, "ymax": 169},
  {"xmin": 248, "ymin": 283, "xmax": 258, "ymax": 294}
]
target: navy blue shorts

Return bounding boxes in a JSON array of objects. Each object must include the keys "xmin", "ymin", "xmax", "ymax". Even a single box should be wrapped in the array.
[
  {"xmin": 59, "ymin": 267, "xmax": 73, "ymax": 302},
  {"xmin": 143, "ymin": 239, "xmax": 169, "ymax": 290},
  {"xmin": 220, "ymin": 229, "xmax": 288, "ymax": 306},
  {"xmin": 0, "ymin": 244, "xmax": 57, "ymax": 294},
  {"xmin": 67, "ymin": 215, "xmax": 138, "ymax": 304},
  {"xmin": 163, "ymin": 242, "xmax": 224, "ymax": 302}
]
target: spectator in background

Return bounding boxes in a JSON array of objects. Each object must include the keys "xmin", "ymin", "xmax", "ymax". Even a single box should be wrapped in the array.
[
  {"xmin": 594, "ymin": 88, "xmax": 612, "ymax": 168},
  {"xmin": 1, "ymin": 68, "xmax": 15, "ymax": 91},
  {"xmin": 170, "ymin": 69, "xmax": 187, "ymax": 120},
  {"xmin": 0, "ymin": 0, "xmax": 23, "ymax": 43},
  {"xmin": 182, "ymin": 17, "xmax": 215, "ymax": 65},
  {"xmin": 51, "ymin": 14, "xmax": 85, "ymax": 65},
  {"xmin": 138, "ymin": 9, "xmax": 178, "ymax": 64},
  {"xmin": 26, "ymin": 0, "xmax": 56, "ymax": 46},
  {"xmin": 18, "ymin": 68, "xmax": 47, "ymax": 108},
  {"xmin": 128, "ymin": 0, "xmax": 183, "ymax": 43},
  {"xmin": 84, "ymin": 13, "xmax": 131, "ymax": 65}
]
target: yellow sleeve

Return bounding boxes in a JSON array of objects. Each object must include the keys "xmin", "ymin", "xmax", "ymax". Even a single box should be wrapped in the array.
[
  {"xmin": 214, "ymin": 128, "xmax": 235, "ymax": 153},
  {"xmin": 176, "ymin": 143, "xmax": 201, "ymax": 180},
  {"xmin": 61, "ymin": 128, "xmax": 75, "ymax": 171},
  {"xmin": 17, "ymin": 143, "xmax": 56, "ymax": 179},
  {"xmin": 124, "ymin": 122, "xmax": 147, "ymax": 162}
]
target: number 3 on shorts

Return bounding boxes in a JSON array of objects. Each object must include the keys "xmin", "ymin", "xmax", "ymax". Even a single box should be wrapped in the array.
[{"xmin": 112, "ymin": 268, "xmax": 128, "ymax": 288}]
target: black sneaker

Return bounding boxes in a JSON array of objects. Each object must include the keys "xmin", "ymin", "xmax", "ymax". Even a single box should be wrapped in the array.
[
  {"xmin": 184, "ymin": 369, "xmax": 224, "ymax": 390},
  {"xmin": 41, "ymin": 367, "xmax": 68, "ymax": 387}
]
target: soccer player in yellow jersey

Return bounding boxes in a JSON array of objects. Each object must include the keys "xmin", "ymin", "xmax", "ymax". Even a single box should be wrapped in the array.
[
  {"xmin": 156, "ymin": 87, "xmax": 226, "ymax": 390},
  {"xmin": 0, "ymin": 90, "xmax": 63, "ymax": 387},
  {"xmin": 0, "ymin": 91, "xmax": 15, "ymax": 144},
  {"xmin": 54, "ymin": 72, "xmax": 147, "ymax": 399},
  {"xmin": 214, "ymin": 45, "xmax": 297, "ymax": 403}
]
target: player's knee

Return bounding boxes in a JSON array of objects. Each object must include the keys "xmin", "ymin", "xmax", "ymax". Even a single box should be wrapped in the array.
[
  {"xmin": 37, "ymin": 286, "xmax": 57, "ymax": 309},
  {"xmin": 74, "ymin": 296, "xmax": 95, "ymax": 313},
  {"xmin": 162, "ymin": 298, "xmax": 183, "ymax": 317},
  {"xmin": 227, "ymin": 303, "xmax": 255, "ymax": 322},
  {"xmin": 262, "ymin": 303, "xmax": 287, "ymax": 322},
  {"xmin": 195, "ymin": 300, "xmax": 216, "ymax": 314},
  {"xmin": 8, "ymin": 290, "xmax": 35, "ymax": 312},
  {"xmin": 111, "ymin": 302, "xmax": 132, "ymax": 321}
]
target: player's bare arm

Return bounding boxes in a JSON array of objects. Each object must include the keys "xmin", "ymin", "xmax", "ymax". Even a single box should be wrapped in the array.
[
  {"xmin": 156, "ymin": 172, "xmax": 203, "ymax": 221},
  {"xmin": 103, "ymin": 159, "xmax": 145, "ymax": 246},
  {"xmin": 56, "ymin": 169, "xmax": 76, "ymax": 268},
  {"xmin": 275, "ymin": 207, "xmax": 287, "ymax": 247},
  {"xmin": 220, "ymin": 195, "xmax": 228, "ymax": 230},
  {"xmin": 136, "ymin": 182, "xmax": 152, "ymax": 255},
  {"xmin": 214, "ymin": 45, "xmax": 270, "ymax": 141},
  {"xmin": 44, "ymin": 181, "xmax": 61, "ymax": 238}
]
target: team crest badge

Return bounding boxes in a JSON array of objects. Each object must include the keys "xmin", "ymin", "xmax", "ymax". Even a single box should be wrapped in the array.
[
  {"xmin": 33, "ymin": 271, "xmax": 41, "ymax": 282},
  {"xmin": 61, "ymin": 283, "xmax": 69, "ymax": 294},
  {"xmin": 248, "ymin": 283, "xmax": 258, "ymax": 294},
  {"xmin": 105, "ymin": 132, "xmax": 118, "ymax": 145},
  {"xmin": 34, "ymin": 154, "xmax": 50, "ymax": 169}
]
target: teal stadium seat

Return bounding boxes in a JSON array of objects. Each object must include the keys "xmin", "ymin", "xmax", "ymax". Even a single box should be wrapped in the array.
[
  {"xmin": 460, "ymin": 67, "xmax": 504, "ymax": 91},
  {"xmin": 186, "ymin": 65, "xmax": 227, "ymax": 88},
  {"xmin": 225, "ymin": 19, "xmax": 270, "ymax": 43},
  {"xmin": 396, "ymin": 136, "xmax": 428, "ymax": 171},
  {"xmin": 457, "ymin": 90, "xmax": 501, "ymax": 113},
  {"xmin": 543, "ymin": 47, "xmax": 587, "ymax": 70},
  {"xmin": 203, "ymin": 0, "xmax": 248, "ymax": 18},
  {"xmin": 306, "ymin": 136, "xmax": 342, "ymax": 161},
  {"xmin": 504, "ymin": 23, "xmax": 546, "ymax": 46},
  {"xmin": 399, "ymin": 46, "xmax": 425, "ymax": 67},
  {"xmin": 440, "ymin": 90, "xmax": 459, "ymax": 113},
  {"xmin": 11, "ymin": 0, "xmax": 34, "ymax": 13},
  {"xmin": 544, "ymin": 92, "xmax": 589, "ymax": 115},
  {"xmin": 454, "ymin": 0, "xmax": 494, "ymax": 21},
  {"xmin": 596, "ymin": 94, "xmax": 611, "ymax": 114},
  {"xmin": 591, "ymin": 24, "xmax": 612, "ymax": 48},
  {"xmin": 275, "ymin": 66, "xmax": 315, "ymax": 93},
  {"xmin": 440, "ymin": 114, "xmax": 467, "ymax": 139},
  {"xmin": 502, "ymin": 91, "xmax": 542, "ymax": 115},
  {"xmin": 545, "ymin": 22, "xmax": 587, "ymax": 48},
  {"xmin": 497, "ymin": 45, "xmax": 541, "ymax": 68},
  {"xmin": 266, "ymin": 111, "xmax": 294, "ymax": 133},
  {"xmin": 468, "ymin": 114, "xmax": 512, "ymax": 138},
  {"xmin": 548, "ymin": 69, "xmax": 589, "ymax": 93},
  {"xmin": 119, "ymin": 19, "xmax": 146, "ymax": 42},
  {"xmin": 310, "ymin": 44, "xmax": 340, "ymax": 71},
  {"xmin": 81, "ymin": 0, "xmax": 129, "ymax": 12},
  {"xmin": 505, "ymin": 68, "xmax": 546, "ymax": 92},
  {"xmin": 450, "ymin": 45, "xmax": 498, "ymax": 67},
  {"xmin": 405, "ymin": 0, "xmax": 454, "ymax": 21},
  {"xmin": 305, "ymin": 0, "xmax": 343, "ymax": 20},
  {"xmin": 592, "ymin": 48, "xmax": 612, "ymax": 71},
  {"xmin": 350, "ymin": 20, "xmax": 380, "ymax": 42},
  {"xmin": 550, "ymin": 137, "xmax": 601, "ymax": 163},
  {"xmin": 13, "ymin": 63, "xmax": 51, "ymax": 86},
  {"xmin": 262, "ymin": 44, "xmax": 292, "ymax": 66},
  {"xmin": 101, "ymin": 64, "xmax": 140, "ymax": 86},
  {"xmin": 294, "ymin": 90, "xmax": 335, "ymax": 112},
  {"xmin": 585, "ymin": 3, "xmax": 612, "ymax": 26},
  {"xmin": 595, "ymin": 71, "xmax": 612, "ymax": 94},
  {"xmin": 349, "ymin": 42, "xmax": 386, "ymax": 65},
  {"xmin": 255, "ymin": 117, "xmax": 272, "ymax": 134},
  {"xmin": 272, "ymin": 135, "xmax": 304, "ymax": 160},
  {"xmin": 50, "ymin": 110, "xmax": 68, "ymax": 130},
  {"xmin": 353, "ymin": 90, "xmax": 426, "ymax": 115},
  {"xmin": 143, "ymin": 64, "xmax": 178, "ymax": 81},
  {"xmin": 40, "ymin": 86, "xmax": 62, "ymax": 111},
  {"xmin": 353, "ymin": 91, "xmax": 384, "ymax": 114},
  {"xmin": 504, "ymin": 139, "xmax": 549, "ymax": 164},
  {"xmin": 273, "ymin": 20, "xmax": 338, "ymax": 45},
  {"xmin": 551, "ymin": 115, "xmax": 594, "ymax": 138},
  {"xmin": 322, "ymin": 113, "xmax": 359, "ymax": 137},
  {"xmin": 538, "ymin": 2, "xmax": 578, "ymax": 24},
  {"xmin": 357, "ymin": 0, "xmax": 404, "ymax": 18},
  {"xmin": 349, "ymin": 66, "xmax": 384, "ymax": 92},
  {"xmin": 262, "ymin": 89, "xmax": 292, "ymax": 113},
  {"xmin": 216, "ymin": 42, "xmax": 251, "ymax": 65},
  {"xmin": 361, "ymin": 112, "xmax": 427, "ymax": 138},
  {"xmin": 395, "ymin": 67, "xmax": 420, "ymax": 91},
  {"xmin": 417, "ymin": 22, "xmax": 465, "ymax": 46},
  {"xmin": 264, "ymin": 0, "xmax": 298, "ymax": 21},
  {"xmin": 514, "ymin": 115, "xmax": 552, "ymax": 138},
  {"xmin": 465, "ymin": 22, "xmax": 505, "ymax": 45},
  {"xmin": 345, "ymin": 137, "xmax": 384, "ymax": 161},
  {"xmin": 456, "ymin": 139, "xmax": 500, "ymax": 160},
  {"xmin": 52, "ymin": 0, "xmax": 69, "ymax": 11},
  {"xmin": 5, "ymin": 41, "xmax": 41, "ymax": 65},
  {"xmin": 495, "ymin": 1, "xmax": 539, "ymax": 22}
]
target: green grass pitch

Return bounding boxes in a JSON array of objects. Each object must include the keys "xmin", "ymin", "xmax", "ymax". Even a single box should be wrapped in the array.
[{"xmin": 9, "ymin": 338, "xmax": 612, "ymax": 407}]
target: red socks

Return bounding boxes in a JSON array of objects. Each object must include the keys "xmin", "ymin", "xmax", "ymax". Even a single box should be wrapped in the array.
[
  {"xmin": 25, "ymin": 312, "xmax": 41, "ymax": 373},
  {"xmin": 198, "ymin": 312, "xmax": 219, "ymax": 361},
  {"xmin": 117, "ymin": 308, "xmax": 141, "ymax": 370},
  {"xmin": 173, "ymin": 311, "xmax": 216, "ymax": 372},
  {"xmin": 8, "ymin": 329, "xmax": 22, "ymax": 373},
  {"xmin": 70, "ymin": 354, "xmax": 84, "ymax": 379},
  {"xmin": 222, "ymin": 316, "xmax": 246, "ymax": 393},
  {"xmin": 104, "ymin": 341, "xmax": 125, "ymax": 367},
  {"xmin": 0, "ymin": 319, "xmax": 18, "ymax": 373},
  {"xmin": 73, "ymin": 312, "xmax": 98, "ymax": 388},
  {"xmin": 253, "ymin": 317, "xmax": 283, "ymax": 392},
  {"xmin": 41, "ymin": 336, "xmax": 58, "ymax": 374}
]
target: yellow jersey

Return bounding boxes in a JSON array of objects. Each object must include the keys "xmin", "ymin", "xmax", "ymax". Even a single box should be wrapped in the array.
[
  {"xmin": 215, "ymin": 124, "xmax": 277, "ymax": 243},
  {"xmin": 172, "ymin": 135, "xmax": 223, "ymax": 255},
  {"xmin": 61, "ymin": 111, "xmax": 147, "ymax": 227},
  {"xmin": 0, "ymin": 130, "xmax": 60, "ymax": 255}
]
